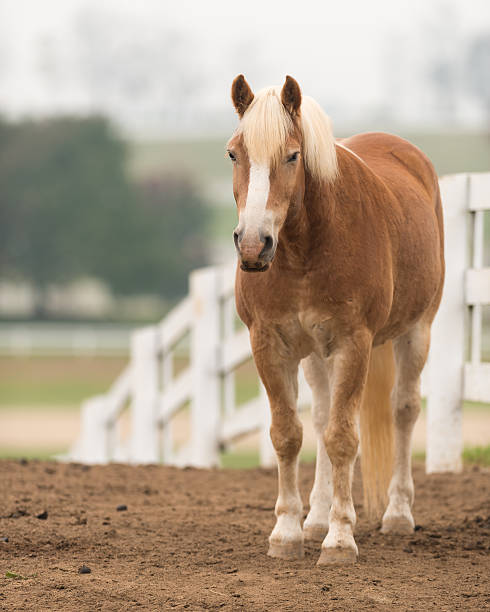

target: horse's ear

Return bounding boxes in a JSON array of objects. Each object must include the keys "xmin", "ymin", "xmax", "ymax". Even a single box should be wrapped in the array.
[
  {"xmin": 281, "ymin": 75, "xmax": 301, "ymax": 116},
  {"xmin": 231, "ymin": 74, "xmax": 254, "ymax": 118}
]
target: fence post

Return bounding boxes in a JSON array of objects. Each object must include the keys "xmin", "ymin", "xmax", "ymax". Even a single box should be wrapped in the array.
[
  {"xmin": 77, "ymin": 396, "xmax": 109, "ymax": 463},
  {"xmin": 189, "ymin": 267, "xmax": 221, "ymax": 467},
  {"xmin": 426, "ymin": 174, "xmax": 466, "ymax": 473},
  {"xmin": 129, "ymin": 326, "xmax": 160, "ymax": 463}
]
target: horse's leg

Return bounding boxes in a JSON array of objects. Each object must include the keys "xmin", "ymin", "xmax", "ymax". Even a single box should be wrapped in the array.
[
  {"xmin": 302, "ymin": 354, "xmax": 332, "ymax": 542},
  {"xmin": 252, "ymin": 334, "xmax": 303, "ymax": 560},
  {"xmin": 381, "ymin": 322, "xmax": 430, "ymax": 534},
  {"xmin": 318, "ymin": 330, "xmax": 371, "ymax": 565}
]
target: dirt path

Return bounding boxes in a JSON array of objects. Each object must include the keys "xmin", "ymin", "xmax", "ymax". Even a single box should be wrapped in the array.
[{"xmin": 0, "ymin": 460, "xmax": 489, "ymax": 611}]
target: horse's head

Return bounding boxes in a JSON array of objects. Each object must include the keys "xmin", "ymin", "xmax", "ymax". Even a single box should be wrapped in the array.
[{"xmin": 227, "ymin": 75, "xmax": 307, "ymax": 272}]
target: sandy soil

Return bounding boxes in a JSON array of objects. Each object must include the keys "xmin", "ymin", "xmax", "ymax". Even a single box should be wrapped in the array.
[{"xmin": 0, "ymin": 460, "xmax": 489, "ymax": 611}]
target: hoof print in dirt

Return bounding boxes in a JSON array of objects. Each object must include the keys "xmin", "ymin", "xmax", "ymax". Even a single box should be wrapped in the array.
[
  {"xmin": 116, "ymin": 505, "xmax": 127, "ymax": 512},
  {"xmin": 1, "ymin": 536, "xmax": 8, "ymax": 542},
  {"xmin": 78, "ymin": 565, "xmax": 91, "ymax": 574},
  {"xmin": 36, "ymin": 511, "xmax": 48, "ymax": 520}
]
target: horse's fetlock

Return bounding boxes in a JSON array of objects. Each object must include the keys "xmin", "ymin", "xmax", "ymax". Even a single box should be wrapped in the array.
[{"xmin": 329, "ymin": 506, "xmax": 356, "ymax": 529}]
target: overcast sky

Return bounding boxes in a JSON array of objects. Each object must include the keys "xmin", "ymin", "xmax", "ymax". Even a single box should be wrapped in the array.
[{"xmin": 1, "ymin": 0, "xmax": 489, "ymax": 135}]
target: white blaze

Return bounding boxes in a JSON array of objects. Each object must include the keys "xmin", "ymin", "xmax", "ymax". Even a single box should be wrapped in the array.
[{"xmin": 241, "ymin": 162, "xmax": 270, "ymax": 233}]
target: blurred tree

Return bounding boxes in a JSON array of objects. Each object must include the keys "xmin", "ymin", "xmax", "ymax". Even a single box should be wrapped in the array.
[
  {"xmin": 0, "ymin": 115, "xmax": 209, "ymax": 315},
  {"xmin": 103, "ymin": 174, "xmax": 209, "ymax": 298},
  {"xmin": 0, "ymin": 116, "xmax": 136, "ymax": 313}
]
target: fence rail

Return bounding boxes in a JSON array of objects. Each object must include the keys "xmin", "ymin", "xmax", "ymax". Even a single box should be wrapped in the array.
[{"xmin": 68, "ymin": 172, "xmax": 490, "ymax": 473}]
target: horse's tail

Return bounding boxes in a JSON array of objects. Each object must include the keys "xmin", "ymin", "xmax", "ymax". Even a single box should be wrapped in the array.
[{"xmin": 360, "ymin": 340, "xmax": 395, "ymax": 517}]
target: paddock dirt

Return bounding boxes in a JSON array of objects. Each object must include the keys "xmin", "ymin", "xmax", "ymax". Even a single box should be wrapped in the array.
[{"xmin": 0, "ymin": 460, "xmax": 489, "ymax": 611}]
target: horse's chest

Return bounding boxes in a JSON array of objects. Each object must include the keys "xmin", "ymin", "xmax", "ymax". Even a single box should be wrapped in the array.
[
  {"xmin": 272, "ymin": 310, "xmax": 339, "ymax": 361},
  {"xmin": 298, "ymin": 310, "xmax": 340, "ymax": 358}
]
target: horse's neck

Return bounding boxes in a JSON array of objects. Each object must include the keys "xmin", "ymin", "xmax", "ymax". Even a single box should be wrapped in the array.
[{"xmin": 277, "ymin": 174, "xmax": 334, "ymax": 267}]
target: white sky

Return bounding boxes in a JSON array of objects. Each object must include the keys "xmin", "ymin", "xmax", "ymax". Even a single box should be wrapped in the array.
[{"xmin": 0, "ymin": 0, "xmax": 489, "ymax": 134}]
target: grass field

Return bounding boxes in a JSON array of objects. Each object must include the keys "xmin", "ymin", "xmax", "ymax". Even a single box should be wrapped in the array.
[
  {"xmin": 127, "ymin": 132, "xmax": 490, "ymax": 254},
  {"xmin": 0, "ymin": 356, "xmax": 128, "ymax": 408},
  {"xmin": 1, "ymin": 355, "xmax": 489, "ymax": 468},
  {"xmin": 2, "ymin": 445, "xmax": 490, "ymax": 468},
  {"xmin": 128, "ymin": 131, "xmax": 490, "ymax": 184}
]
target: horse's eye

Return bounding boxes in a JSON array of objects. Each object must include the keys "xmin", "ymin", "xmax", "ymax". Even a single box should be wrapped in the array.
[
  {"xmin": 228, "ymin": 151, "xmax": 237, "ymax": 162},
  {"xmin": 287, "ymin": 152, "xmax": 299, "ymax": 163}
]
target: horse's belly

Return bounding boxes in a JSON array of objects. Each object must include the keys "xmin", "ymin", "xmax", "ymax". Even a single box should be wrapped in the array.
[{"xmin": 374, "ymin": 268, "xmax": 443, "ymax": 344}]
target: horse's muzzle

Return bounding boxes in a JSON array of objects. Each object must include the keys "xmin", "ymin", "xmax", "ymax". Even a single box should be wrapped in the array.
[{"xmin": 234, "ymin": 229, "xmax": 276, "ymax": 272}]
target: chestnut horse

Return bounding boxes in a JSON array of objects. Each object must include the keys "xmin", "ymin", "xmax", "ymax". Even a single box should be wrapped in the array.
[{"xmin": 227, "ymin": 75, "xmax": 444, "ymax": 565}]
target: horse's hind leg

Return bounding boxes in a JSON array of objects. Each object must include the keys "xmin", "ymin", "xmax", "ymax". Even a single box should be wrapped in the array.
[
  {"xmin": 381, "ymin": 321, "xmax": 431, "ymax": 534},
  {"xmin": 302, "ymin": 354, "xmax": 332, "ymax": 541}
]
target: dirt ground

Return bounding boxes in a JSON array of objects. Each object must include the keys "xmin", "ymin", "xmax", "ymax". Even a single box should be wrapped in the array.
[{"xmin": 0, "ymin": 460, "xmax": 489, "ymax": 612}]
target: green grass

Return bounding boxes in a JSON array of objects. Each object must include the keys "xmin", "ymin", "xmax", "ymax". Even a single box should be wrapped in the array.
[
  {"xmin": 128, "ymin": 132, "xmax": 490, "ymax": 245},
  {"xmin": 234, "ymin": 359, "xmax": 261, "ymax": 406},
  {"xmin": 208, "ymin": 205, "xmax": 237, "ymax": 241},
  {"xmin": 220, "ymin": 450, "xmax": 261, "ymax": 469},
  {"xmin": 404, "ymin": 131, "xmax": 490, "ymax": 177},
  {"xmin": 462, "ymin": 445, "xmax": 490, "ymax": 466},
  {"xmin": 1, "ymin": 446, "xmax": 488, "ymax": 468},
  {"xmin": 2, "ymin": 353, "xmax": 489, "ymax": 414},
  {"xmin": 0, "ymin": 381, "xmax": 112, "ymax": 408},
  {"xmin": 128, "ymin": 138, "xmax": 230, "ymax": 183},
  {"xmin": 0, "ymin": 447, "xmax": 67, "ymax": 460},
  {"xmin": 0, "ymin": 355, "xmax": 127, "ymax": 409},
  {"xmin": 222, "ymin": 445, "xmax": 490, "ymax": 469},
  {"xmin": 413, "ymin": 445, "xmax": 490, "ymax": 467},
  {"xmin": 220, "ymin": 448, "xmax": 316, "ymax": 469},
  {"xmin": 128, "ymin": 131, "xmax": 490, "ymax": 187}
]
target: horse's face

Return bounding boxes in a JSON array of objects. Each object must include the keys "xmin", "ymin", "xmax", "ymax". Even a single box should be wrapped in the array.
[
  {"xmin": 227, "ymin": 129, "xmax": 305, "ymax": 272},
  {"xmin": 228, "ymin": 75, "xmax": 305, "ymax": 272}
]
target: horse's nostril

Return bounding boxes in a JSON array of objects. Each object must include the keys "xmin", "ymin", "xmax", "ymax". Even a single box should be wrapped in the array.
[
  {"xmin": 263, "ymin": 235, "xmax": 273, "ymax": 252},
  {"xmin": 259, "ymin": 234, "xmax": 275, "ymax": 261}
]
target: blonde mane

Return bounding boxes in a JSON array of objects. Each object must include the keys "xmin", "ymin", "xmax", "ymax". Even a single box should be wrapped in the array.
[{"xmin": 239, "ymin": 86, "xmax": 338, "ymax": 183}]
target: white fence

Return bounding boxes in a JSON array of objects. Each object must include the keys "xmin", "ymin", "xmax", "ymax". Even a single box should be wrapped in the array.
[{"xmin": 68, "ymin": 172, "xmax": 490, "ymax": 473}]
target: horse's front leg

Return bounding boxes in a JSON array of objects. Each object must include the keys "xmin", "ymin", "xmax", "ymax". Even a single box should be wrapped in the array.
[
  {"xmin": 318, "ymin": 329, "xmax": 372, "ymax": 565},
  {"xmin": 251, "ymin": 329, "xmax": 304, "ymax": 560}
]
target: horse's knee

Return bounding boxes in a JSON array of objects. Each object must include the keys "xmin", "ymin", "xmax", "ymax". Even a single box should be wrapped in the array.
[
  {"xmin": 325, "ymin": 425, "xmax": 358, "ymax": 465},
  {"xmin": 270, "ymin": 417, "xmax": 302, "ymax": 460},
  {"xmin": 393, "ymin": 391, "xmax": 420, "ymax": 428}
]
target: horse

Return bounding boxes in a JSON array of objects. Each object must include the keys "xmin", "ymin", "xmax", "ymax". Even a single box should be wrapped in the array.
[{"xmin": 227, "ymin": 74, "xmax": 444, "ymax": 565}]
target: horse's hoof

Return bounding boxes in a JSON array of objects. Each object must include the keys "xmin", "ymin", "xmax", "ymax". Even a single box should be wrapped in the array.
[
  {"xmin": 317, "ymin": 546, "xmax": 358, "ymax": 565},
  {"xmin": 267, "ymin": 539, "xmax": 304, "ymax": 560},
  {"xmin": 380, "ymin": 515, "xmax": 414, "ymax": 535},
  {"xmin": 303, "ymin": 523, "xmax": 328, "ymax": 542}
]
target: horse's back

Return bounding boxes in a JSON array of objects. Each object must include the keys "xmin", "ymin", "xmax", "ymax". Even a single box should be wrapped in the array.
[{"xmin": 339, "ymin": 132, "xmax": 439, "ymax": 205}]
